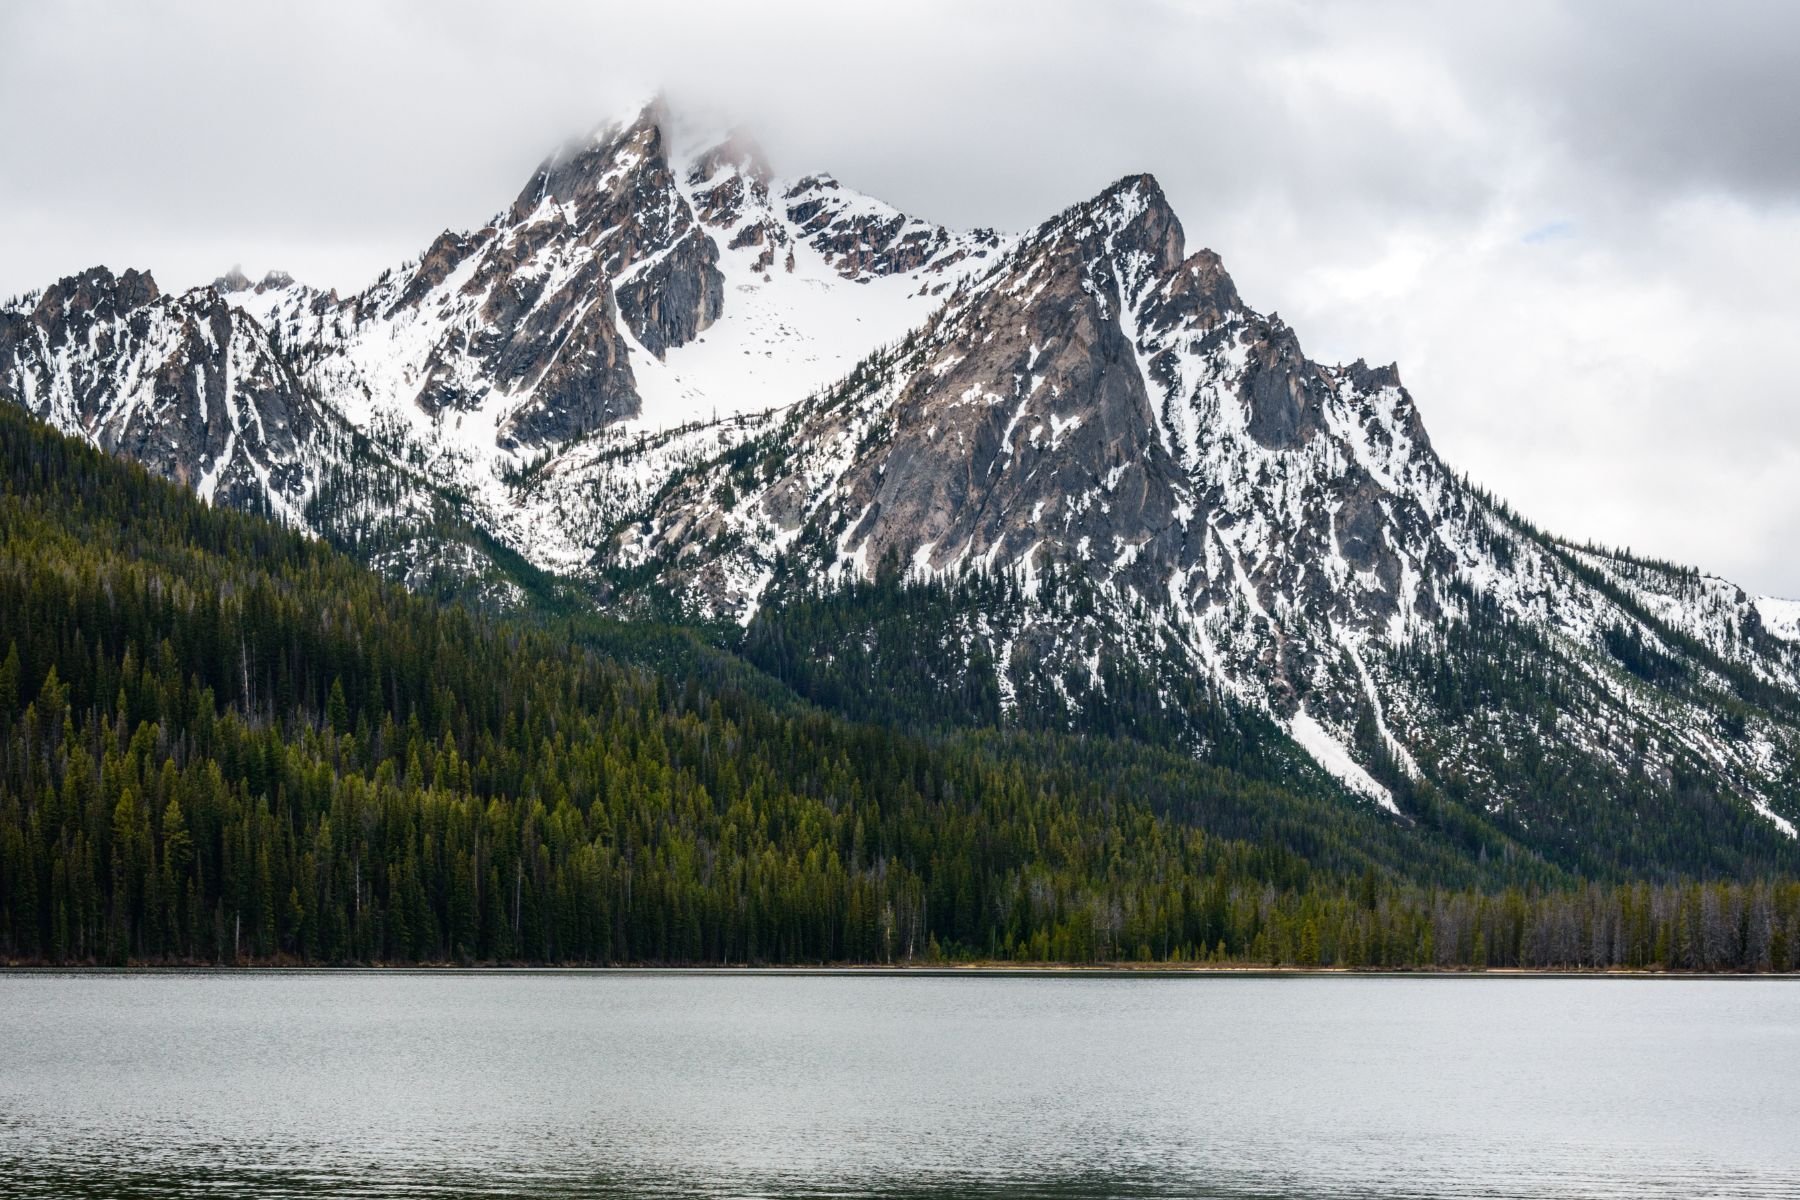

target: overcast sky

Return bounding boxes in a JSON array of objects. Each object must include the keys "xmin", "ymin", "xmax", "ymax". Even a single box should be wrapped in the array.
[{"xmin": 4, "ymin": 0, "xmax": 1797, "ymax": 595}]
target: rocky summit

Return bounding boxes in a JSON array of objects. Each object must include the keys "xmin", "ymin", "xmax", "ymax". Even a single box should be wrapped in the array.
[{"xmin": 4, "ymin": 97, "xmax": 1797, "ymax": 864}]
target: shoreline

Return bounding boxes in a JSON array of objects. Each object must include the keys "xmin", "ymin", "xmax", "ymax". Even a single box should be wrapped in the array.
[{"xmin": 2, "ymin": 962, "xmax": 1794, "ymax": 979}]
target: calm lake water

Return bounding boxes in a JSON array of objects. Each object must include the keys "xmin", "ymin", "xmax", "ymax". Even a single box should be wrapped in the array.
[{"xmin": 0, "ymin": 972, "xmax": 1795, "ymax": 1199}]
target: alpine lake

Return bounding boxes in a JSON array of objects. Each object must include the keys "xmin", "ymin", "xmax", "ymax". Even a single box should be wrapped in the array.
[{"xmin": 1, "ymin": 971, "xmax": 1794, "ymax": 1199}]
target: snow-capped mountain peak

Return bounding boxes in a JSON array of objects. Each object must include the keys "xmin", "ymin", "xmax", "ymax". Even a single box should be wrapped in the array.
[
  {"xmin": 5, "ymin": 101, "xmax": 1798, "ymax": 852},
  {"xmin": 601, "ymin": 167, "xmax": 1800, "ymax": 834}
]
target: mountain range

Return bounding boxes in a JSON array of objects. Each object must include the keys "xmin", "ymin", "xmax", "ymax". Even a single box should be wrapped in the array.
[{"xmin": 4, "ymin": 96, "xmax": 1796, "ymax": 875}]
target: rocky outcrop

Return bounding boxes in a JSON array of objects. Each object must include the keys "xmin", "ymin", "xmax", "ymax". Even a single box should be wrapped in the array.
[
  {"xmin": 495, "ymin": 259, "xmax": 637, "ymax": 445},
  {"xmin": 820, "ymin": 177, "xmax": 1193, "ymax": 591},
  {"xmin": 0, "ymin": 266, "xmax": 327, "ymax": 515},
  {"xmin": 784, "ymin": 173, "xmax": 1006, "ymax": 282},
  {"xmin": 613, "ymin": 227, "xmax": 723, "ymax": 358},
  {"xmin": 520, "ymin": 106, "xmax": 724, "ymax": 359}
]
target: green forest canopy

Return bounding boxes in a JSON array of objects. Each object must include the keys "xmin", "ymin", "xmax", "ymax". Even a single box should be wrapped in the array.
[{"xmin": 0, "ymin": 402, "xmax": 1795, "ymax": 970}]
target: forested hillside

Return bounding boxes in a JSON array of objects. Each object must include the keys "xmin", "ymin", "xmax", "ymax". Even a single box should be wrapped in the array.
[
  {"xmin": 11, "ymin": 99, "xmax": 1800, "ymax": 892},
  {"xmin": 0, "ymin": 405, "xmax": 1796, "ymax": 970}
]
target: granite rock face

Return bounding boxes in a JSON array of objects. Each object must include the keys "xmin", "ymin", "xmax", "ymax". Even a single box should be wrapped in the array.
[
  {"xmin": 784, "ymin": 172, "xmax": 1005, "ymax": 282},
  {"xmin": 511, "ymin": 103, "xmax": 726, "ymax": 361},
  {"xmin": 1, "ymin": 267, "xmax": 329, "ymax": 515}
]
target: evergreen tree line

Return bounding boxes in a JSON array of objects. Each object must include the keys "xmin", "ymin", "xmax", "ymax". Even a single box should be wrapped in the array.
[
  {"xmin": 747, "ymin": 561, "xmax": 1800, "ymax": 883},
  {"xmin": 1386, "ymin": 582, "xmax": 1800, "ymax": 879},
  {"xmin": 0, "ymin": 403, "xmax": 1796, "ymax": 969}
]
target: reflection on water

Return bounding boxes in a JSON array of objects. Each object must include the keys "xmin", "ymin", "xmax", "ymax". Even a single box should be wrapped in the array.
[{"xmin": 1, "ymin": 972, "xmax": 1796, "ymax": 1199}]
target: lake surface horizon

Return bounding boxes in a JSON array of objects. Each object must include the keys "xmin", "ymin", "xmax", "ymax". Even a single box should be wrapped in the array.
[{"xmin": 2, "ymin": 972, "xmax": 1795, "ymax": 1198}]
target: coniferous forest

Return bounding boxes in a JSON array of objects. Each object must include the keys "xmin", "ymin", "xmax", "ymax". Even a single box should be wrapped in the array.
[{"xmin": 1, "ymin": 403, "xmax": 1797, "ymax": 970}]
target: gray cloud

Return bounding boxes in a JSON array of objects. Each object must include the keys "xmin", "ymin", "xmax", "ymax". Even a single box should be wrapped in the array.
[
  {"xmin": 3, "ymin": 0, "xmax": 1797, "ymax": 593},
  {"xmin": 1464, "ymin": 0, "xmax": 1800, "ymax": 201}
]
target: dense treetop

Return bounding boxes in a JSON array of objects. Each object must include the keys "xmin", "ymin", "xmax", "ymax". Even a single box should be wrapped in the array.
[{"xmin": 0, "ymin": 404, "xmax": 1794, "ymax": 970}]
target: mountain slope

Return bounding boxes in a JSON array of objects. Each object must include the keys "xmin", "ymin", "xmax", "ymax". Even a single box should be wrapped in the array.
[
  {"xmin": 0, "ymin": 266, "xmax": 336, "ymax": 519},
  {"xmin": 1, "ymin": 98, "xmax": 1007, "ymax": 595},
  {"xmin": 607, "ymin": 174, "xmax": 1800, "ymax": 868},
  {"xmin": 11, "ymin": 398, "xmax": 1693, "ymax": 970},
  {"xmin": 2, "ymin": 101, "xmax": 1796, "ymax": 874}
]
